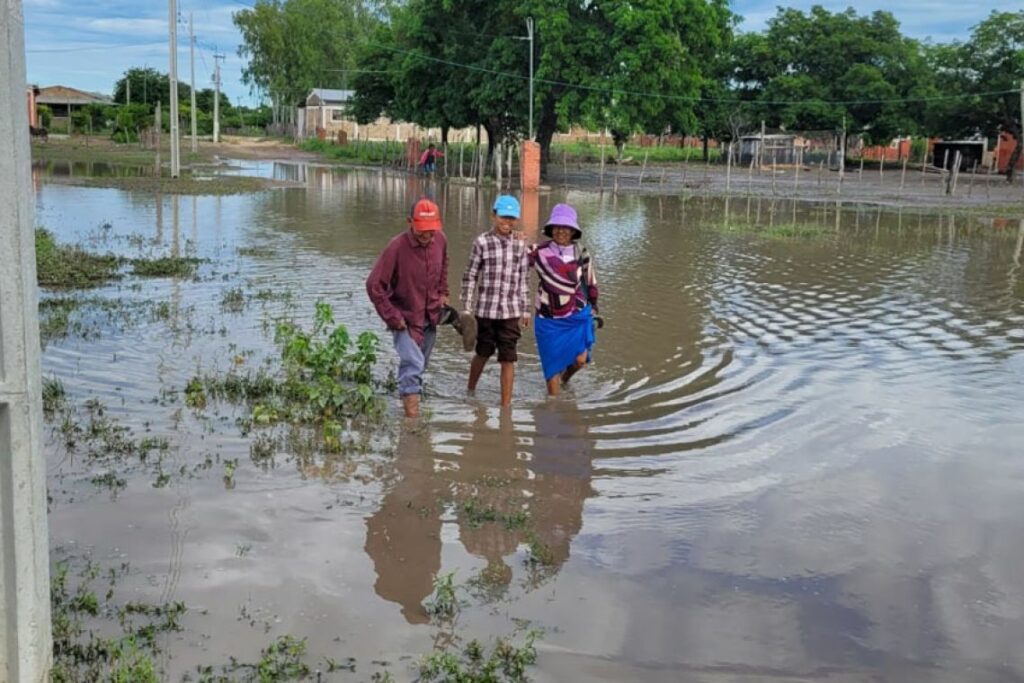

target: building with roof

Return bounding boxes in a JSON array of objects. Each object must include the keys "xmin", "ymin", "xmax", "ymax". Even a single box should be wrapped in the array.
[
  {"xmin": 35, "ymin": 85, "xmax": 114, "ymax": 133},
  {"xmin": 298, "ymin": 88, "xmax": 483, "ymax": 144}
]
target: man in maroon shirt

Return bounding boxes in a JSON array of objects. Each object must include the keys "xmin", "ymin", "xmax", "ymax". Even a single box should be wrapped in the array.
[{"xmin": 366, "ymin": 198, "xmax": 449, "ymax": 418}]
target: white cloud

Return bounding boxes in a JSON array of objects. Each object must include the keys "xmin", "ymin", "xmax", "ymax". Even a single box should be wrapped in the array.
[{"xmin": 85, "ymin": 18, "xmax": 167, "ymax": 36}]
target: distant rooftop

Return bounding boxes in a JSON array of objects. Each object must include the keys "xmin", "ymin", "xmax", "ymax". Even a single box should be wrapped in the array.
[
  {"xmin": 36, "ymin": 85, "xmax": 114, "ymax": 106},
  {"xmin": 305, "ymin": 88, "xmax": 354, "ymax": 105}
]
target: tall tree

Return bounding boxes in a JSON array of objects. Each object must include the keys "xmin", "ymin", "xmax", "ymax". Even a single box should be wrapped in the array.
[
  {"xmin": 114, "ymin": 68, "xmax": 190, "ymax": 107},
  {"xmin": 926, "ymin": 11, "xmax": 1024, "ymax": 181},
  {"xmin": 732, "ymin": 7, "xmax": 935, "ymax": 145},
  {"xmin": 234, "ymin": 0, "xmax": 378, "ymax": 116}
]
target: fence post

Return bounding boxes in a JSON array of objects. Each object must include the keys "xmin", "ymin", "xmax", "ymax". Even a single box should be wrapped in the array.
[
  {"xmin": 638, "ymin": 150, "xmax": 648, "ymax": 186},
  {"xmin": 900, "ymin": 155, "xmax": 908, "ymax": 195},
  {"xmin": 859, "ymin": 156, "xmax": 864, "ymax": 182},
  {"xmin": 725, "ymin": 141, "xmax": 732, "ymax": 192}
]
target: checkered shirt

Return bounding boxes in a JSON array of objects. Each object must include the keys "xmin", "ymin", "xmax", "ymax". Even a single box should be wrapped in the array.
[{"xmin": 461, "ymin": 231, "xmax": 530, "ymax": 320}]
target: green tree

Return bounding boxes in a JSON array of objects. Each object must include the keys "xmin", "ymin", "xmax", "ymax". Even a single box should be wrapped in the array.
[
  {"xmin": 926, "ymin": 11, "xmax": 1024, "ymax": 181},
  {"xmin": 114, "ymin": 67, "xmax": 191, "ymax": 108},
  {"xmin": 732, "ymin": 7, "xmax": 935, "ymax": 145},
  {"xmin": 234, "ymin": 0, "xmax": 378, "ymax": 119}
]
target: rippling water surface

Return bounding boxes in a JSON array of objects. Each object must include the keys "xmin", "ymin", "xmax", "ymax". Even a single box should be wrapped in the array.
[{"xmin": 36, "ymin": 162, "xmax": 1024, "ymax": 681}]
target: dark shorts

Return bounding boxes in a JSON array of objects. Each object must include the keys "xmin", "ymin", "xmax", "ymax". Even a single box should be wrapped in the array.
[{"xmin": 475, "ymin": 317, "xmax": 521, "ymax": 363}]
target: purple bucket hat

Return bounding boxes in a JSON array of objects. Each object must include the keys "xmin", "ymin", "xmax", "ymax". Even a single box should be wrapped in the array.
[{"xmin": 543, "ymin": 203, "xmax": 582, "ymax": 240}]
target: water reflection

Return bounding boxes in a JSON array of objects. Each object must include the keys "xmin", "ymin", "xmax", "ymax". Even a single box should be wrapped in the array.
[
  {"xmin": 366, "ymin": 403, "xmax": 594, "ymax": 623},
  {"xmin": 33, "ymin": 161, "xmax": 1024, "ymax": 680}
]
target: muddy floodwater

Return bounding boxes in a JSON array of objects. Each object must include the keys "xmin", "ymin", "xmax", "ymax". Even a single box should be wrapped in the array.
[{"xmin": 35, "ymin": 161, "xmax": 1024, "ymax": 682}]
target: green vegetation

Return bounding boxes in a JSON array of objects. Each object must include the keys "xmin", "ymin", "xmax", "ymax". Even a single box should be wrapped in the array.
[
  {"xmin": 718, "ymin": 219, "xmax": 835, "ymax": 240},
  {"xmin": 424, "ymin": 571, "xmax": 460, "ymax": 620},
  {"xmin": 299, "ymin": 138, "xmax": 406, "ymax": 165},
  {"xmin": 50, "ymin": 560, "xmax": 185, "ymax": 683},
  {"xmin": 35, "ymin": 229, "xmax": 120, "ymax": 289},
  {"xmin": 36, "ymin": 228, "xmax": 204, "ymax": 290},
  {"xmin": 419, "ymin": 631, "xmax": 542, "ymax": 683},
  {"xmin": 130, "ymin": 255, "xmax": 201, "ymax": 278},
  {"xmin": 551, "ymin": 141, "xmax": 720, "ymax": 164},
  {"xmin": 186, "ymin": 302, "xmax": 384, "ymax": 452}
]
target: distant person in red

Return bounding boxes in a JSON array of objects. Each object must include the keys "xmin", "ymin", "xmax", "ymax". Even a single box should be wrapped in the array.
[{"xmin": 419, "ymin": 143, "xmax": 444, "ymax": 173}]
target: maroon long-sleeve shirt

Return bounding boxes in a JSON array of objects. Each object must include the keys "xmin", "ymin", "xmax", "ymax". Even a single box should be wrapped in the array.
[{"xmin": 366, "ymin": 229, "xmax": 449, "ymax": 345}]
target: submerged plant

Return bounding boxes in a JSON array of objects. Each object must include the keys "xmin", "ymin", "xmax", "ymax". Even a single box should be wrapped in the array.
[
  {"xmin": 419, "ymin": 630, "xmax": 542, "ymax": 683},
  {"xmin": 424, "ymin": 571, "xmax": 460, "ymax": 620}
]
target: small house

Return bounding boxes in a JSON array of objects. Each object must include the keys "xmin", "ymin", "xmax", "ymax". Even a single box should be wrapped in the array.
[
  {"xmin": 739, "ymin": 134, "xmax": 797, "ymax": 166},
  {"xmin": 35, "ymin": 85, "xmax": 114, "ymax": 133}
]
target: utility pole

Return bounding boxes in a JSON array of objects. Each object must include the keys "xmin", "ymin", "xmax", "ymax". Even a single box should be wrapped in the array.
[
  {"xmin": 516, "ymin": 18, "xmax": 535, "ymax": 140},
  {"xmin": 213, "ymin": 53, "xmax": 224, "ymax": 143},
  {"xmin": 189, "ymin": 12, "xmax": 197, "ymax": 154},
  {"xmin": 168, "ymin": 0, "xmax": 180, "ymax": 177},
  {"xmin": 0, "ymin": 1, "xmax": 54, "ymax": 679}
]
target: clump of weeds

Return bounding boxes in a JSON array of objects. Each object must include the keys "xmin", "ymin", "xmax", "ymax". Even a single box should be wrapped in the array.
[
  {"xmin": 424, "ymin": 571, "xmax": 461, "ymax": 620},
  {"xmin": 419, "ymin": 630, "xmax": 543, "ymax": 683},
  {"xmin": 130, "ymin": 255, "xmax": 201, "ymax": 278},
  {"xmin": 220, "ymin": 286, "xmax": 247, "ymax": 312},
  {"xmin": 42, "ymin": 375, "xmax": 67, "ymax": 415},
  {"xmin": 50, "ymin": 558, "xmax": 185, "ymax": 682},
  {"xmin": 188, "ymin": 302, "xmax": 386, "ymax": 454},
  {"xmin": 194, "ymin": 634, "xmax": 311, "ymax": 682},
  {"xmin": 35, "ymin": 229, "xmax": 121, "ymax": 289}
]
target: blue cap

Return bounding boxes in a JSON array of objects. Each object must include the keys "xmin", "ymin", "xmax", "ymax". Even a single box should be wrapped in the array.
[{"xmin": 492, "ymin": 195, "xmax": 521, "ymax": 219}]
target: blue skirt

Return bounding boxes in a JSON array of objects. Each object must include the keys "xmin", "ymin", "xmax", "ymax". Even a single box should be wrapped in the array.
[{"xmin": 534, "ymin": 306, "xmax": 596, "ymax": 381}]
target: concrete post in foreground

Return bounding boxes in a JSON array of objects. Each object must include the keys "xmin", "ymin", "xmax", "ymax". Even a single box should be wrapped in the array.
[{"xmin": 0, "ymin": 2, "xmax": 54, "ymax": 681}]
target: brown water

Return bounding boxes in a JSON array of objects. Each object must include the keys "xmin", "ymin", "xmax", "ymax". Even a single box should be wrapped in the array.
[{"xmin": 38, "ymin": 163, "xmax": 1024, "ymax": 682}]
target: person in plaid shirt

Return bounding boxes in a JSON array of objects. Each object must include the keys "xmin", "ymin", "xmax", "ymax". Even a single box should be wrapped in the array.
[{"xmin": 461, "ymin": 195, "xmax": 531, "ymax": 406}]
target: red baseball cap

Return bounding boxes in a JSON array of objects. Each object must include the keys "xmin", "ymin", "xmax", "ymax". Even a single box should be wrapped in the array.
[{"xmin": 409, "ymin": 198, "xmax": 442, "ymax": 231}]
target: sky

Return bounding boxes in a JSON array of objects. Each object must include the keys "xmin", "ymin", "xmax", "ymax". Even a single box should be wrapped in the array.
[{"xmin": 23, "ymin": 0, "xmax": 1010, "ymax": 108}]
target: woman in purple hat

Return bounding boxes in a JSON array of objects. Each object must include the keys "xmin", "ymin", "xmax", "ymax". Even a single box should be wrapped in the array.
[{"xmin": 529, "ymin": 203, "xmax": 600, "ymax": 396}]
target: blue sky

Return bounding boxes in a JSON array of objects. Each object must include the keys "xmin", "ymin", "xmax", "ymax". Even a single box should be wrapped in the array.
[{"xmin": 24, "ymin": 0, "xmax": 1009, "ymax": 107}]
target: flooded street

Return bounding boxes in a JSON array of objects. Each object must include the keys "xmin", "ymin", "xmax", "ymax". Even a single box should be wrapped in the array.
[{"xmin": 35, "ymin": 162, "xmax": 1024, "ymax": 681}]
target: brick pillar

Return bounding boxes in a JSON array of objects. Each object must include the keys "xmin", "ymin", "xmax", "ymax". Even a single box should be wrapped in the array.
[
  {"xmin": 521, "ymin": 188, "xmax": 540, "ymax": 241},
  {"xmin": 407, "ymin": 137, "xmax": 421, "ymax": 171},
  {"xmin": 521, "ymin": 140, "xmax": 540, "ymax": 191}
]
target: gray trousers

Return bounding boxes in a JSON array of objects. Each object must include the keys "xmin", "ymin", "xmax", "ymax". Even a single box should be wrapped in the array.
[{"xmin": 392, "ymin": 327, "xmax": 437, "ymax": 396}]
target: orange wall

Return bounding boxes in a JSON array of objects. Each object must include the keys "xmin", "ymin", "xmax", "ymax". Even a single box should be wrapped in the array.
[{"xmin": 996, "ymin": 132, "xmax": 1024, "ymax": 172}]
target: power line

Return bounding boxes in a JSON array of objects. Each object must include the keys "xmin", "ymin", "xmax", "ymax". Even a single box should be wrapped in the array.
[
  {"xmin": 27, "ymin": 42, "xmax": 166, "ymax": 54},
  {"xmin": 364, "ymin": 39, "xmax": 1019, "ymax": 107}
]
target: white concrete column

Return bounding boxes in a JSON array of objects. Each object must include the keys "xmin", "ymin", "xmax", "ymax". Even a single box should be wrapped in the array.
[{"xmin": 0, "ymin": 2, "xmax": 54, "ymax": 681}]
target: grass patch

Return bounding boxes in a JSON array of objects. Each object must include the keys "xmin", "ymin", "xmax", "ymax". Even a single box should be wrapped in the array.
[
  {"xmin": 552, "ymin": 140, "xmax": 719, "ymax": 164},
  {"xmin": 130, "ymin": 255, "xmax": 201, "ymax": 278},
  {"xmin": 36, "ymin": 229, "xmax": 120, "ymax": 289},
  {"xmin": 718, "ymin": 219, "xmax": 834, "ymax": 240},
  {"xmin": 299, "ymin": 137, "xmax": 406, "ymax": 165}
]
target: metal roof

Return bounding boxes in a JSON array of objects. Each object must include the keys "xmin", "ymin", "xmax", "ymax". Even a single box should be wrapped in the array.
[
  {"xmin": 306, "ymin": 88, "xmax": 354, "ymax": 105},
  {"xmin": 36, "ymin": 85, "xmax": 114, "ymax": 106}
]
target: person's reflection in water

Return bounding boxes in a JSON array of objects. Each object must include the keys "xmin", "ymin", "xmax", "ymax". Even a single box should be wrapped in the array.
[
  {"xmin": 364, "ymin": 424, "xmax": 443, "ymax": 624},
  {"xmin": 525, "ymin": 401, "xmax": 595, "ymax": 577},
  {"xmin": 453, "ymin": 407, "xmax": 523, "ymax": 593},
  {"xmin": 454, "ymin": 402, "xmax": 595, "ymax": 592}
]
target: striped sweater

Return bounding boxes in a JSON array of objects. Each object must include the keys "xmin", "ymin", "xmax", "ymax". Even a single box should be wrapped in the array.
[{"xmin": 529, "ymin": 240, "xmax": 599, "ymax": 319}]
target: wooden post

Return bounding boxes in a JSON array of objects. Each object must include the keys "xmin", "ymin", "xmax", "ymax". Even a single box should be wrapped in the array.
[
  {"xmin": 725, "ymin": 141, "xmax": 732, "ymax": 192},
  {"xmin": 599, "ymin": 140, "xmax": 606, "ymax": 190},
  {"xmin": 968, "ymin": 161, "xmax": 977, "ymax": 197},
  {"xmin": 949, "ymin": 151, "xmax": 962, "ymax": 195},
  {"xmin": 154, "ymin": 100, "xmax": 161, "ymax": 175},
  {"xmin": 900, "ymin": 155, "xmax": 908, "ymax": 194},
  {"xmin": 879, "ymin": 155, "xmax": 884, "ymax": 183},
  {"xmin": 562, "ymin": 149, "xmax": 567, "ymax": 187},
  {"xmin": 859, "ymin": 156, "xmax": 864, "ymax": 181},
  {"xmin": 459, "ymin": 143, "xmax": 464, "ymax": 178},
  {"xmin": 747, "ymin": 154, "xmax": 754, "ymax": 193},
  {"xmin": 818, "ymin": 159, "xmax": 823, "ymax": 186},
  {"xmin": 940, "ymin": 149, "xmax": 949, "ymax": 195},
  {"xmin": 771, "ymin": 157, "xmax": 777, "ymax": 195},
  {"xmin": 638, "ymin": 150, "xmax": 648, "ymax": 186},
  {"xmin": 794, "ymin": 147, "xmax": 801, "ymax": 192}
]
